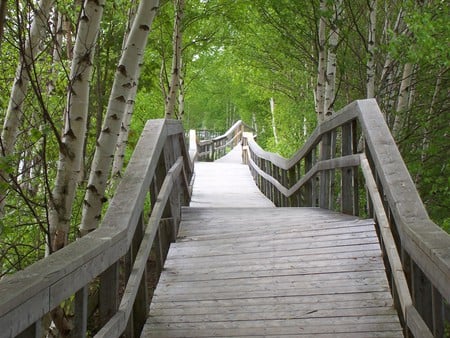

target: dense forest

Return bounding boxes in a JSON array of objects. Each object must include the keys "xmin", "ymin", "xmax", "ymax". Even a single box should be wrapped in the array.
[{"xmin": 0, "ymin": 0, "xmax": 448, "ymax": 280}]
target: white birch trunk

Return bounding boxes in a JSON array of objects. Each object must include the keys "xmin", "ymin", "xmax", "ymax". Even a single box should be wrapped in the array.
[
  {"xmin": 47, "ymin": 11, "xmax": 64, "ymax": 94},
  {"xmin": 380, "ymin": 8, "xmax": 404, "ymax": 121},
  {"xmin": 315, "ymin": 0, "xmax": 327, "ymax": 122},
  {"xmin": 80, "ymin": 0, "xmax": 160, "ymax": 234},
  {"xmin": 270, "ymin": 97, "xmax": 278, "ymax": 145},
  {"xmin": 366, "ymin": 0, "xmax": 377, "ymax": 99},
  {"xmin": 392, "ymin": 62, "xmax": 414, "ymax": 137},
  {"xmin": 165, "ymin": 0, "xmax": 184, "ymax": 118},
  {"xmin": 324, "ymin": 0, "xmax": 343, "ymax": 119},
  {"xmin": 177, "ymin": 57, "xmax": 185, "ymax": 119},
  {"xmin": 0, "ymin": 0, "xmax": 53, "ymax": 215},
  {"xmin": 419, "ymin": 69, "xmax": 442, "ymax": 170},
  {"xmin": 49, "ymin": 0, "xmax": 105, "ymax": 252},
  {"xmin": 111, "ymin": 96, "xmax": 134, "ymax": 178},
  {"xmin": 110, "ymin": 2, "xmax": 139, "ymax": 179}
]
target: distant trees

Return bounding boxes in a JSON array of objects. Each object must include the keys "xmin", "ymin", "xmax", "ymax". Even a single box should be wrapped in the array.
[
  {"xmin": 0, "ymin": 0, "xmax": 448, "ymax": 285},
  {"xmin": 182, "ymin": 0, "xmax": 449, "ymax": 228}
]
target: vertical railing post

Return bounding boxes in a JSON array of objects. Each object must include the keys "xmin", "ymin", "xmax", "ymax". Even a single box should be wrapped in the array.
[
  {"xmin": 320, "ymin": 132, "xmax": 331, "ymax": 209},
  {"xmin": 352, "ymin": 120, "xmax": 359, "ymax": 215},
  {"xmin": 72, "ymin": 286, "xmax": 88, "ymax": 337},
  {"xmin": 17, "ymin": 321, "xmax": 41, "ymax": 338},
  {"xmin": 287, "ymin": 166, "xmax": 297, "ymax": 206},
  {"xmin": 132, "ymin": 213, "xmax": 148, "ymax": 338},
  {"xmin": 341, "ymin": 122, "xmax": 353, "ymax": 214},
  {"xmin": 305, "ymin": 151, "xmax": 313, "ymax": 206},
  {"xmin": 99, "ymin": 262, "xmax": 119, "ymax": 327}
]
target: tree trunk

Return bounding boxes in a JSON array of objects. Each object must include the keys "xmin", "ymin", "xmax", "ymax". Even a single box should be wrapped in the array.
[
  {"xmin": 0, "ymin": 0, "xmax": 8, "ymax": 52},
  {"xmin": 315, "ymin": 0, "xmax": 326, "ymax": 122},
  {"xmin": 165, "ymin": 0, "xmax": 184, "ymax": 119},
  {"xmin": 379, "ymin": 7, "xmax": 404, "ymax": 122},
  {"xmin": 49, "ymin": 0, "xmax": 105, "ymax": 252},
  {"xmin": 366, "ymin": 0, "xmax": 377, "ymax": 99},
  {"xmin": 177, "ymin": 57, "xmax": 185, "ymax": 120},
  {"xmin": 270, "ymin": 97, "xmax": 278, "ymax": 145},
  {"xmin": 0, "ymin": 0, "xmax": 54, "ymax": 215},
  {"xmin": 417, "ymin": 68, "xmax": 442, "ymax": 183},
  {"xmin": 392, "ymin": 62, "xmax": 414, "ymax": 137},
  {"xmin": 324, "ymin": 0, "xmax": 342, "ymax": 119},
  {"xmin": 111, "ymin": 0, "xmax": 141, "ymax": 179},
  {"xmin": 80, "ymin": 0, "xmax": 160, "ymax": 234}
]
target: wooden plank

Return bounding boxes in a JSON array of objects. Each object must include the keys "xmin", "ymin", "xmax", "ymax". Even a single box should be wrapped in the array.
[
  {"xmin": 178, "ymin": 220, "xmax": 375, "ymax": 239},
  {"xmin": 142, "ymin": 136, "xmax": 402, "ymax": 337},
  {"xmin": 145, "ymin": 207, "xmax": 401, "ymax": 337},
  {"xmin": 166, "ymin": 242, "xmax": 381, "ymax": 262},
  {"xmin": 145, "ymin": 316, "xmax": 402, "ymax": 332},
  {"xmin": 143, "ymin": 325, "xmax": 402, "ymax": 338}
]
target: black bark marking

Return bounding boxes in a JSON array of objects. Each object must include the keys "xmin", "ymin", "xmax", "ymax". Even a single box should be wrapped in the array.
[
  {"xmin": 118, "ymin": 64, "xmax": 127, "ymax": 77},
  {"xmin": 87, "ymin": 184, "xmax": 98, "ymax": 194},
  {"xmin": 64, "ymin": 128, "xmax": 76, "ymax": 140}
]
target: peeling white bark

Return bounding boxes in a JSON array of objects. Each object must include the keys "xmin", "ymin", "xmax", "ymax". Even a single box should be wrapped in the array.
[
  {"xmin": 324, "ymin": 0, "xmax": 343, "ymax": 119},
  {"xmin": 0, "ymin": 0, "xmax": 53, "ymax": 215},
  {"xmin": 367, "ymin": 0, "xmax": 377, "ymax": 99},
  {"xmin": 315, "ymin": 0, "xmax": 326, "ymax": 122},
  {"xmin": 80, "ymin": 0, "xmax": 160, "ymax": 234},
  {"xmin": 393, "ymin": 62, "xmax": 414, "ymax": 137},
  {"xmin": 49, "ymin": 0, "xmax": 105, "ymax": 252},
  {"xmin": 165, "ymin": 0, "xmax": 184, "ymax": 118}
]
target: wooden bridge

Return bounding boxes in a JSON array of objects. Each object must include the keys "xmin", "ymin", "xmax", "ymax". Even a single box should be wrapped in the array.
[{"xmin": 0, "ymin": 99, "xmax": 449, "ymax": 337}]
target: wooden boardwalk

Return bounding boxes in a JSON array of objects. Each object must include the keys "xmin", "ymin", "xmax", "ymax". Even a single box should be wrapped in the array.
[{"xmin": 142, "ymin": 147, "xmax": 403, "ymax": 337}]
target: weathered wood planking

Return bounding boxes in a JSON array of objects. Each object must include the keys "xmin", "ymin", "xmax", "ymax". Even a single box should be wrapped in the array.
[
  {"xmin": 189, "ymin": 146, "xmax": 274, "ymax": 208},
  {"xmin": 141, "ymin": 147, "xmax": 402, "ymax": 337}
]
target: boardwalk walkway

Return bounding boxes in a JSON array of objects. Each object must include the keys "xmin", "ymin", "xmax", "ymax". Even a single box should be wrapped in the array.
[{"xmin": 142, "ymin": 147, "xmax": 403, "ymax": 337}]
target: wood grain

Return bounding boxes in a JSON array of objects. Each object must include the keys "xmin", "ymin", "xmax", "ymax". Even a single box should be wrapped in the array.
[{"xmin": 142, "ymin": 147, "xmax": 402, "ymax": 337}]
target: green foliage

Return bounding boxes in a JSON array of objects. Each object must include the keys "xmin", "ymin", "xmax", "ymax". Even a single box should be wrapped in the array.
[
  {"xmin": 388, "ymin": 0, "xmax": 450, "ymax": 67},
  {"xmin": 1, "ymin": 0, "xmax": 449, "ymax": 278}
]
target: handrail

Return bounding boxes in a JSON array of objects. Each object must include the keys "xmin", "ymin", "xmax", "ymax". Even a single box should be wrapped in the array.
[
  {"xmin": 194, "ymin": 120, "xmax": 252, "ymax": 161},
  {"xmin": 360, "ymin": 153, "xmax": 432, "ymax": 338},
  {"xmin": 0, "ymin": 119, "xmax": 193, "ymax": 337},
  {"xmin": 243, "ymin": 99, "xmax": 450, "ymax": 337}
]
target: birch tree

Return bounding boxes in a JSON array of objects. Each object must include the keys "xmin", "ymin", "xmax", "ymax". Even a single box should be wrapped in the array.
[
  {"xmin": 112, "ymin": 1, "xmax": 140, "ymax": 179},
  {"xmin": 49, "ymin": 0, "xmax": 105, "ymax": 252},
  {"xmin": 80, "ymin": 0, "xmax": 160, "ymax": 234},
  {"xmin": 366, "ymin": 0, "xmax": 377, "ymax": 98},
  {"xmin": 0, "ymin": 0, "xmax": 7, "ymax": 51},
  {"xmin": 392, "ymin": 62, "xmax": 414, "ymax": 136},
  {"xmin": 315, "ymin": 0, "xmax": 326, "ymax": 122},
  {"xmin": 0, "ymin": 0, "xmax": 53, "ymax": 215},
  {"xmin": 324, "ymin": 0, "xmax": 343, "ymax": 119},
  {"xmin": 270, "ymin": 97, "xmax": 278, "ymax": 145},
  {"xmin": 165, "ymin": 0, "xmax": 184, "ymax": 118}
]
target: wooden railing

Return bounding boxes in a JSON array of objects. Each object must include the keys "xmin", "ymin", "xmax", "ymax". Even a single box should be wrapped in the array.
[
  {"xmin": 193, "ymin": 120, "xmax": 247, "ymax": 161},
  {"xmin": 243, "ymin": 99, "xmax": 450, "ymax": 338},
  {"xmin": 0, "ymin": 119, "xmax": 194, "ymax": 338}
]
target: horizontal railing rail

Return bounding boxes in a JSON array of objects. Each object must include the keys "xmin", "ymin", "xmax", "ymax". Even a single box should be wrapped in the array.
[
  {"xmin": 243, "ymin": 99, "xmax": 450, "ymax": 337},
  {"xmin": 0, "ymin": 119, "xmax": 193, "ymax": 338},
  {"xmin": 193, "ymin": 120, "xmax": 252, "ymax": 161}
]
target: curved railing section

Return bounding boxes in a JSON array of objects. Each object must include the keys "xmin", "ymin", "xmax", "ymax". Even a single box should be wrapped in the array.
[
  {"xmin": 0, "ymin": 119, "xmax": 194, "ymax": 338},
  {"xmin": 191, "ymin": 120, "xmax": 251, "ymax": 161},
  {"xmin": 243, "ymin": 99, "xmax": 449, "ymax": 338}
]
